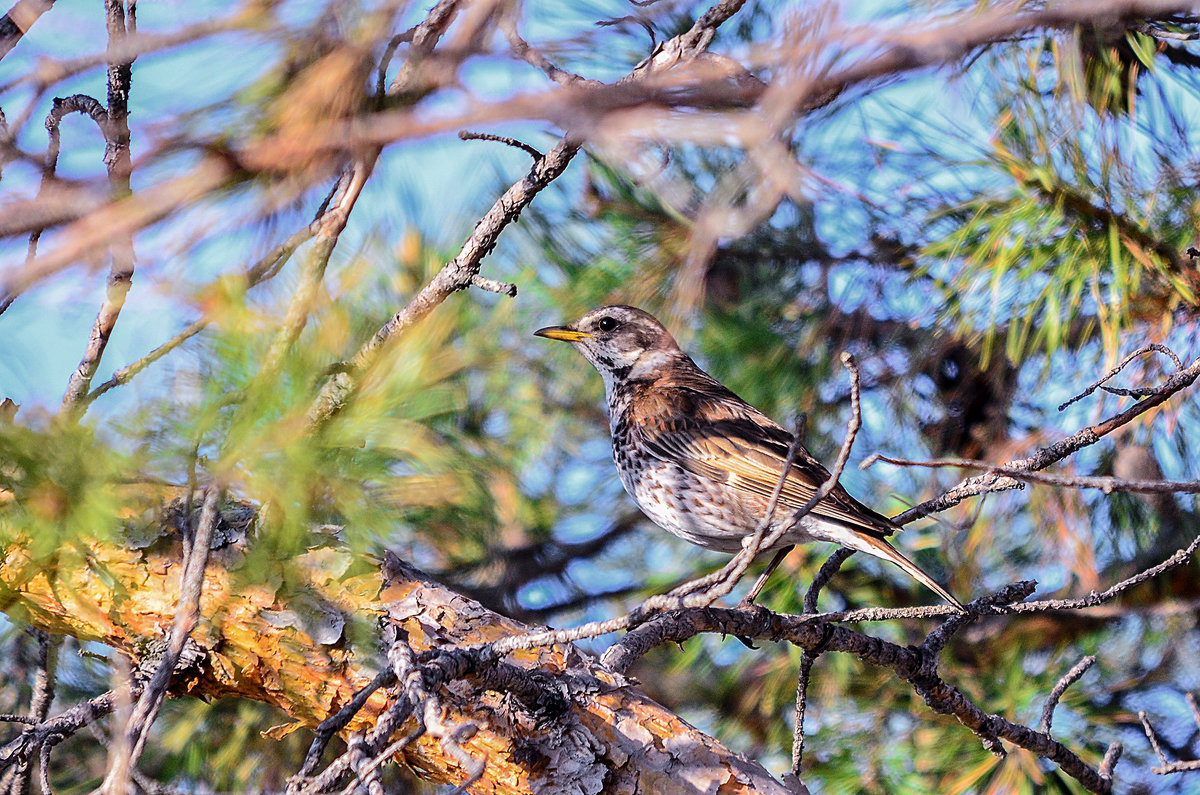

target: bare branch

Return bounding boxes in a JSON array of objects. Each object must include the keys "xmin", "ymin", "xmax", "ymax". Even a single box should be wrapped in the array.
[
  {"xmin": 99, "ymin": 486, "xmax": 221, "ymax": 795},
  {"xmin": 1099, "ymin": 742, "xmax": 1124, "ymax": 779},
  {"xmin": 305, "ymin": 135, "xmax": 579, "ymax": 427},
  {"xmin": 346, "ymin": 733, "xmax": 384, "ymax": 795},
  {"xmin": 59, "ymin": 0, "xmax": 137, "ymax": 413},
  {"xmin": 891, "ymin": 356, "xmax": 1200, "ymax": 525},
  {"xmin": 790, "ymin": 650, "xmax": 818, "ymax": 778},
  {"xmin": 468, "ymin": 273, "xmax": 518, "ymax": 296},
  {"xmin": 597, "ymin": 523, "xmax": 1200, "ymax": 792},
  {"xmin": 6, "ymin": 631, "xmax": 60, "ymax": 795},
  {"xmin": 804, "ymin": 548, "xmax": 857, "ymax": 614},
  {"xmin": 866, "ymin": 453, "xmax": 1200, "ymax": 495},
  {"xmin": 604, "ymin": 591, "xmax": 1114, "ymax": 792},
  {"xmin": 1139, "ymin": 694, "xmax": 1200, "ymax": 775},
  {"xmin": 374, "ymin": 29, "xmax": 415, "ymax": 102},
  {"xmin": 1040, "ymin": 656, "xmax": 1096, "ymax": 735},
  {"xmin": 1058, "ymin": 343, "xmax": 1184, "ymax": 411},
  {"xmin": 260, "ymin": 159, "xmax": 373, "ymax": 378},
  {"xmin": 0, "ymin": 0, "xmax": 55, "ymax": 63},
  {"xmin": 293, "ymin": 668, "xmax": 396, "ymax": 781},
  {"xmin": 1141, "ymin": 710, "xmax": 1171, "ymax": 766},
  {"xmin": 5, "ymin": 93, "xmax": 107, "ymax": 316},
  {"xmin": 501, "ymin": 20, "xmax": 598, "ymax": 87},
  {"xmin": 457, "ymin": 129, "xmax": 543, "ymax": 160},
  {"xmin": 387, "ymin": 0, "xmax": 460, "ymax": 97}
]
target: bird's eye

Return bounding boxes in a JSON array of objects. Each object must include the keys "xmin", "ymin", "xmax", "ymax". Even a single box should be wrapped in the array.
[{"xmin": 597, "ymin": 316, "xmax": 618, "ymax": 332}]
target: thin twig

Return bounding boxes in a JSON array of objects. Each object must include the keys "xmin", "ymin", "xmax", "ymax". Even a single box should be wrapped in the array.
[
  {"xmin": 7, "ymin": 630, "xmax": 60, "ymax": 795},
  {"xmin": 375, "ymin": 28, "xmax": 415, "ymax": 103},
  {"xmin": 99, "ymin": 486, "xmax": 221, "ymax": 795},
  {"xmin": 1138, "ymin": 693, "xmax": 1200, "ymax": 775},
  {"xmin": 333, "ymin": 727, "xmax": 424, "ymax": 795},
  {"xmin": 804, "ymin": 548, "xmax": 857, "ymax": 614},
  {"xmin": 469, "ymin": 273, "xmax": 517, "ymax": 296},
  {"xmin": 500, "ymin": 19, "xmax": 597, "ymax": 87},
  {"xmin": 790, "ymin": 527, "xmax": 855, "ymax": 775},
  {"xmin": 80, "ymin": 213, "xmax": 321, "ymax": 409},
  {"xmin": 1099, "ymin": 742, "xmax": 1123, "ymax": 779},
  {"xmin": 1058, "ymin": 343, "xmax": 1183, "ymax": 411},
  {"xmin": 25, "ymin": 94, "xmax": 107, "ymax": 267},
  {"xmin": 892, "ymin": 356, "xmax": 1200, "ymax": 525},
  {"xmin": 260, "ymin": 161, "xmax": 371, "ymax": 379},
  {"xmin": 59, "ymin": 0, "xmax": 136, "ymax": 414},
  {"xmin": 865, "ymin": 453, "xmax": 1200, "ymax": 495},
  {"xmin": 1139, "ymin": 710, "xmax": 1170, "ymax": 766},
  {"xmin": 1040, "ymin": 655, "xmax": 1096, "ymax": 735},
  {"xmin": 458, "ymin": 130, "xmax": 542, "ymax": 160},
  {"xmin": 0, "ymin": 672, "xmax": 148, "ymax": 784},
  {"xmin": 346, "ymin": 733, "xmax": 384, "ymax": 795},
  {"xmin": 294, "ymin": 668, "xmax": 397, "ymax": 779},
  {"xmin": 791, "ymin": 651, "xmax": 817, "ymax": 777}
]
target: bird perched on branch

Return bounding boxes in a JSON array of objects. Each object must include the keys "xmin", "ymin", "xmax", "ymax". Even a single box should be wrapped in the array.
[{"xmin": 535, "ymin": 305, "xmax": 963, "ymax": 610}]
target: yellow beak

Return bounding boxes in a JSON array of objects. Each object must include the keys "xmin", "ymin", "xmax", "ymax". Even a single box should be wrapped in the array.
[{"xmin": 534, "ymin": 326, "xmax": 592, "ymax": 342}]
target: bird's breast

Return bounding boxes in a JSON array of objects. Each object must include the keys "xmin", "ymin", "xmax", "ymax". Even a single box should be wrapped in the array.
[{"xmin": 609, "ymin": 405, "xmax": 775, "ymax": 553}]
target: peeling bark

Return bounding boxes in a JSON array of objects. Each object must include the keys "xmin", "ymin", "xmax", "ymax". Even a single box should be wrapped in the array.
[{"xmin": 0, "ymin": 504, "xmax": 792, "ymax": 794}]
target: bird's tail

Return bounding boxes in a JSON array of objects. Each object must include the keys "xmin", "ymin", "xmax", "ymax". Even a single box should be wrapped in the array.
[{"xmin": 846, "ymin": 533, "xmax": 965, "ymax": 612}]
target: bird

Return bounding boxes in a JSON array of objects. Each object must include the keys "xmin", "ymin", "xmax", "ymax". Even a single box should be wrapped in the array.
[{"xmin": 535, "ymin": 304, "xmax": 964, "ymax": 610}]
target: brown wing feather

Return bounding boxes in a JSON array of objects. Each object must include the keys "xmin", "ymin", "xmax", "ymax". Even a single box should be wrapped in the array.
[{"xmin": 633, "ymin": 384, "xmax": 895, "ymax": 538}]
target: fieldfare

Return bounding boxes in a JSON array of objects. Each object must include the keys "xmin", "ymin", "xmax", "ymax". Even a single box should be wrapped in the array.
[{"xmin": 536, "ymin": 305, "xmax": 964, "ymax": 610}]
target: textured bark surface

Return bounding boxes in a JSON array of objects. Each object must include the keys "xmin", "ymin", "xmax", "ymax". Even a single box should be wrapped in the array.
[{"xmin": 0, "ymin": 504, "xmax": 791, "ymax": 794}]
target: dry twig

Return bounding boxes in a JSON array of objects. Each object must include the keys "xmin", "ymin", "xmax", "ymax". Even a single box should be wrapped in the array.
[
  {"xmin": 99, "ymin": 486, "xmax": 221, "ymax": 795},
  {"xmin": 1139, "ymin": 694, "xmax": 1200, "ymax": 775},
  {"xmin": 891, "ymin": 355, "xmax": 1200, "ymax": 525}
]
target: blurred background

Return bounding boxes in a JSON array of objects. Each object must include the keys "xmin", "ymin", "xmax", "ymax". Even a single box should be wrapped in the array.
[{"xmin": 1, "ymin": 0, "xmax": 1199, "ymax": 792}]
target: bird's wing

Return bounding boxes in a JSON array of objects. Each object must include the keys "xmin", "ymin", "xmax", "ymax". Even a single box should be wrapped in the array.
[{"xmin": 635, "ymin": 411, "xmax": 895, "ymax": 539}]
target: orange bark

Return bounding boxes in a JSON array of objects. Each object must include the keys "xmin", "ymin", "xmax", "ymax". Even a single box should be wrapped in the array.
[{"xmin": 0, "ymin": 511, "xmax": 790, "ymax": 794}]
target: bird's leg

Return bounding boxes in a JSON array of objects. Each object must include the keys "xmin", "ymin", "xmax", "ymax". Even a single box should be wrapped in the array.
[{"xmin": 738, "ymin": 546, "xmax": 793, "ymax": 609}]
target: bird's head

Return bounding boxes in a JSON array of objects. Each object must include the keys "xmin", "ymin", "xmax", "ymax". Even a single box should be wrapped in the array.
[{"xmin": 535, "ymin": 305, "xmax": 685, "ymax": 395}]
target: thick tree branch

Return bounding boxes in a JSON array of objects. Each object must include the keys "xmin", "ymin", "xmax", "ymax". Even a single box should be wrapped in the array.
[{"xmin": 0, "ymin": 509, "xmax": 792, "ymax": 794}]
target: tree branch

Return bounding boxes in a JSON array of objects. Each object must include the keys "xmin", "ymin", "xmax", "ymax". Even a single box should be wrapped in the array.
[
  {"xmin": 99, "ymin": 485, "xmax": 221, "ymax": 795},
  {"xmin": 0, "ymin": 509, "xmax": 793, "ymax": 794},
  {"xmin": 0, "ymin": 0, "xmax": 54, "ymax": 63},
  {"xmin": 59, "ymin": 0, "xmax": 137, "ymax": 413},
  {"xmin": 604, "ymin": 582, "xmax": 1118, "ymax": 792},
  {"xmin": 890, "ymin": 355, "xmax": 1200, "ymax": 525}
]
